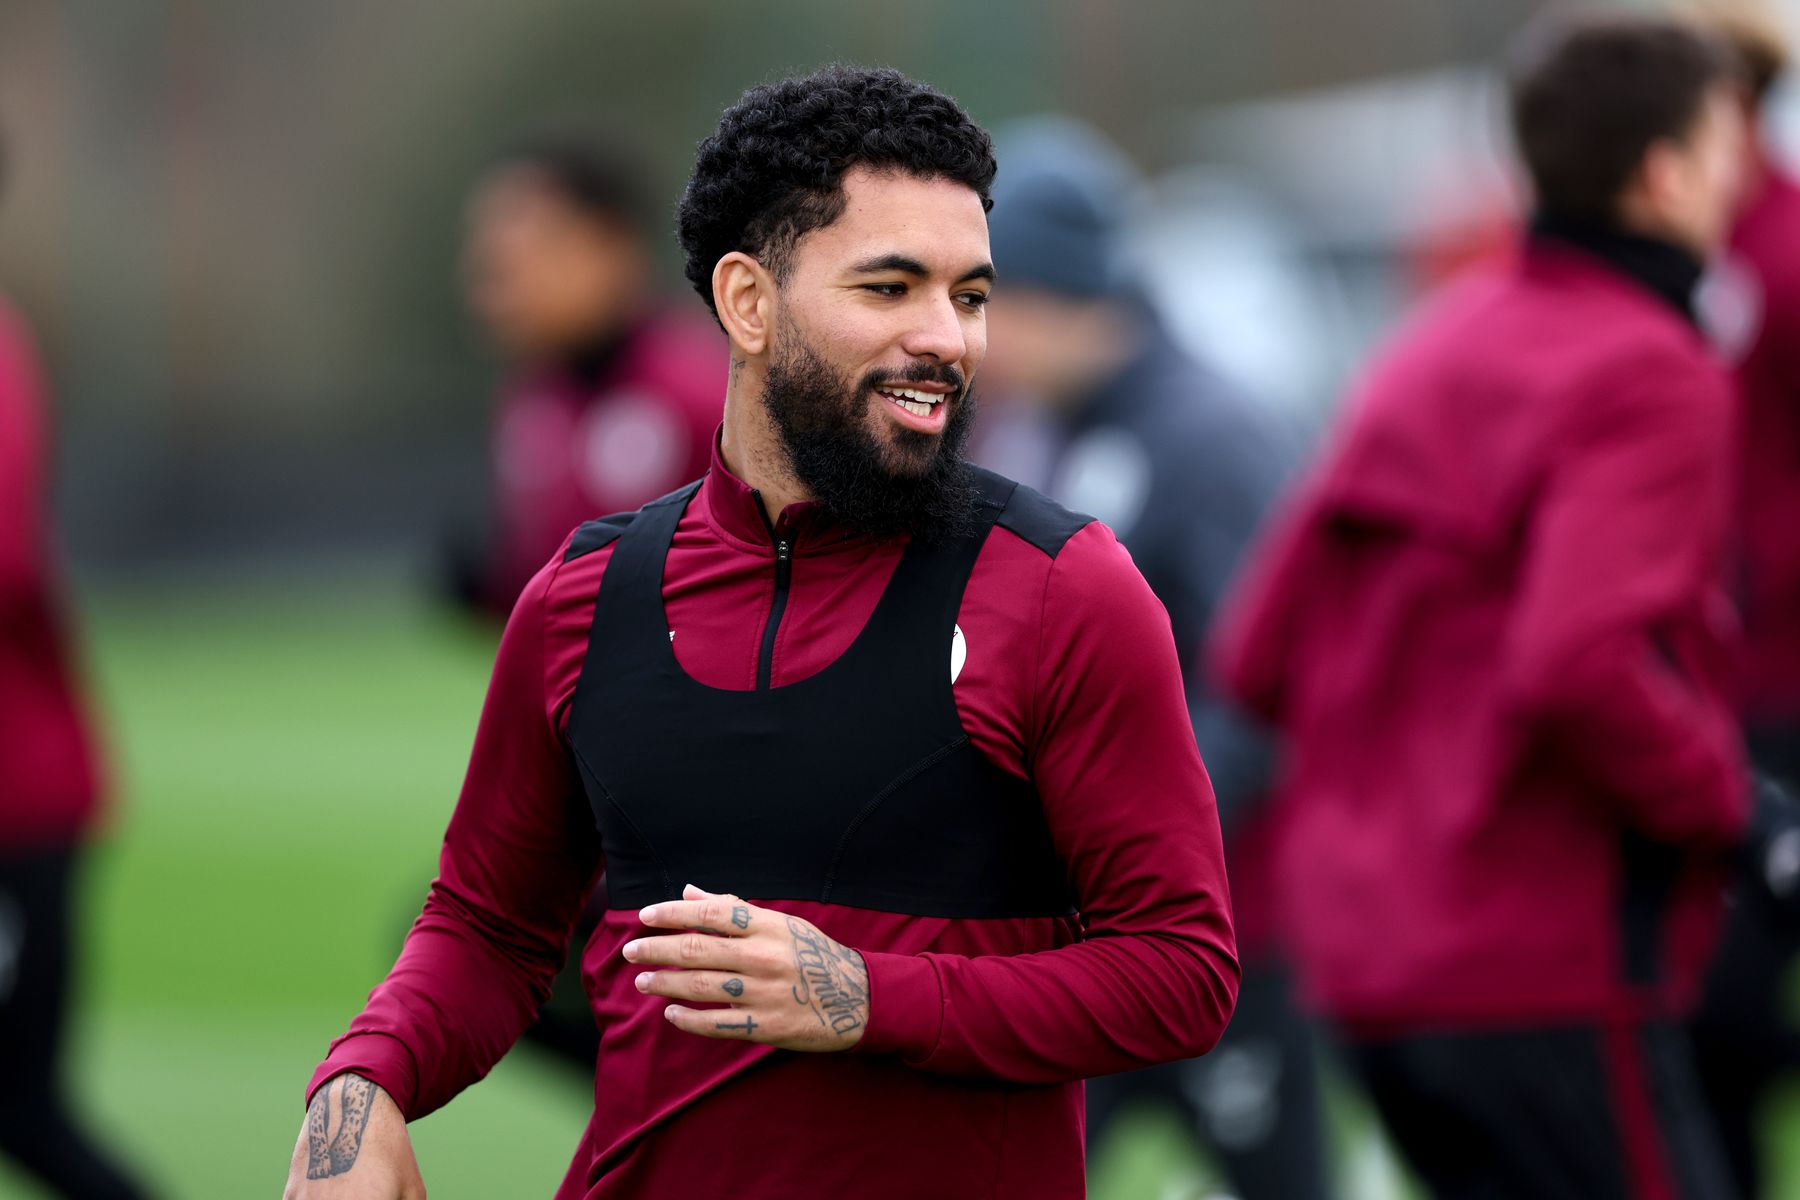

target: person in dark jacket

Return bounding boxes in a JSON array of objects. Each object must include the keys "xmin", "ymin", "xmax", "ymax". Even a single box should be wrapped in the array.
[
  {"xmin": 980, "ymin": 116, "xmax": 1332, "ymax": 1200},
  {"xmin": 0, "ymin": 132, "xmax": 154, "ymax": 1200},
  {"xmin": 1214, "ymin": 14, "xmax": 1749, "ymax": 1199}
]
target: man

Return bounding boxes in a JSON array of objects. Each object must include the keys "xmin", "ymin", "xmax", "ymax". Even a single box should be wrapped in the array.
[
  {"xmin": 979, "ymin": 117, "xmax": 1331, "ymax": 1200},
  {"xmin": 284, "ymin": 67, "xmax": 1237, "ymax": 1200},
  {"xmin": 1684, "ymin": 4, "xmax": 1800, "ymax": 1192},
  {"xmin": 0, "ymin": 133, "xmax": 153, "ymax": 1199},
  {"xmin": 1214, "ymin": 15, "xmax": 1748, "ymax": 1198},
  {"xmin": 455, "ymin": 132, "xmax": 724, "ymax": 616}
]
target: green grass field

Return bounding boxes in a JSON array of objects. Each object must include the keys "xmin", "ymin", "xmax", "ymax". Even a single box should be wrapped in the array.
[{"xmin": 2, "ymin": 575, "xmax": 1796, "ymax": 1198}]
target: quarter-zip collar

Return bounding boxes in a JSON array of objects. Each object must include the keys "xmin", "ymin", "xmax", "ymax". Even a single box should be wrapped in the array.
[
  {"xmin": 1528, "ymin": 211, "xmax": 1704, "ymax": 327},
  {"xmin": 700, "ymin": 427, "xmax": 872, "ymax": 555}
]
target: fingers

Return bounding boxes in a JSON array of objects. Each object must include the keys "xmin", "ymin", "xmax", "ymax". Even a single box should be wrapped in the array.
[
  {"xmin": 635, "ymin": 968, "xmax": 757, "ymax": 1003},
  {"xmin": 663, "ymin": 1003, "xmax": 769, "ymax": 1041},
  {"xmin": 622, "ymin": 930, "xmax": 757, "ymax": 970},
  {"xmin": 638, "ymin": 885, "xmax": 757, "ymax": 936}
]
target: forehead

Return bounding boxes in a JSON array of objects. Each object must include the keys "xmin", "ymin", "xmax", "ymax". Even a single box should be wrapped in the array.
[{"xmin": 796, "ymin": 164, "xmax": 990, "ymax": 272}]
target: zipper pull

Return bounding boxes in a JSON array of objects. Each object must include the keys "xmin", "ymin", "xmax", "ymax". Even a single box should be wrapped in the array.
[{"xmin": 777, "ymin": 539, "xmax": 791, "ymax": 562}]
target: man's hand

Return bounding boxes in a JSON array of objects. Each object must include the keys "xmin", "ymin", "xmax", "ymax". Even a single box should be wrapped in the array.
[
  {"xmin": 282, "ymin": 1074, "xmax": 425, "ymax": 1199},
  {"xmin": 627, "ymin": 884, "xmax": 870, "ymax": 1050}
]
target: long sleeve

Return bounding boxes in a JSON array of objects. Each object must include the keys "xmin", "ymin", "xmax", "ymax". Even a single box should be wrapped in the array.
[
  {"xmin": 858, "ymin": 522, "xmax": 1239, "ymax": 1082},
  {"xmin": 307, "ymin": 550, "xmax": 604, "ymax": 1117},
  {"xmin": 1498, "ymin": 348, "xmax": 1746, "ymax": 845}
]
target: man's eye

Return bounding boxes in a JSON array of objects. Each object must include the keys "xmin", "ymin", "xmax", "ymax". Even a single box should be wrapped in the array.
[
  {"xmin": 959, "ymin": 291, "xmax": 991, "ymax": 309},
  {"xmin": 863, "ymin": 283, "xmax": 906, "ymax": 297}
]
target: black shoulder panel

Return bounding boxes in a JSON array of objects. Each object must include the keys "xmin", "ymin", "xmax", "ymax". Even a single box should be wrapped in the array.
[
  {"xmin": 982, "ymin": 469, "xmax": 1094, "ymax": 559},
  {"xmin": 564, "ymin": 479, "xmax": 703, "ymax": 562},
  {"xmin": 565, "ymin": 512, "xmax": 636, "ymax": 562}
]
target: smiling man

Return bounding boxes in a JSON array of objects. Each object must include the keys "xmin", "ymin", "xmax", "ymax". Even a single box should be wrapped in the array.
[{"xmin": 282, "ymin": 66, "xmax": 1236, "ymax": 1200}]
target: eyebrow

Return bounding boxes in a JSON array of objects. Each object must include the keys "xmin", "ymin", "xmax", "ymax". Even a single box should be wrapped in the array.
[{"xmin": 850, "ymin": 252, "xmax": 996, "ymax": 285}]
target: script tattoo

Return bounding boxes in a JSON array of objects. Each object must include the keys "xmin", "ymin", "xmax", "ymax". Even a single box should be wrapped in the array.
[
  {"xmin": 731, "ymin": 905, "xmax": 751, "ymax": 930},
  {"xmin": 785, "ymin": 916, "xmax": 869, "ymax": 1037},
  {"xmin": 305, "ymin": 1074, "xmax": 376, "ymax": 1179},
  {"xmin": 722, "ymin": 977, "xmax": 745, "ymax": 998}
]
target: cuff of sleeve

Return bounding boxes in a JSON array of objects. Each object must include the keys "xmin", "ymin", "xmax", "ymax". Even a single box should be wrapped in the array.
[
  {"xmin": 306, "ymin": 1032, "xmax": 421, "ymax": 1117},
  {"xmin": 856, "ymin": 950, "xmax": 945, "ymax": 1062}
]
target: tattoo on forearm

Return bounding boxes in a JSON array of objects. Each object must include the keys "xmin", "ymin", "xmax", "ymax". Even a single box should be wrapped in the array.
[
  {"xmin": 785, "ymin": 916, "xmax": 869, "ymax": 1037},
  {"xmin": 731, "ymin": 905, "xmax": 751, "ymax": 930},
  {"xmin": 716, "ymin": 1016, "xmax": 758, "ymax": 1035},
  {"xmin": 722, "ymin": 977, "xmax": 745, "ymax": 997},
  {"xmin": 305, "ymin": 1074, "xmax": 377, "ymax": 1180}
]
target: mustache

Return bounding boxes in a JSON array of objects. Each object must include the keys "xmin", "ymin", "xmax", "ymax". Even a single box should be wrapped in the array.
[{"xmin": 863, "ymin": 361, "xmax": 967, "ymax": 400}]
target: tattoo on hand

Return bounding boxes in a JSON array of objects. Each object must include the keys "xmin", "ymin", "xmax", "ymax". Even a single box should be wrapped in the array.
[
  {"xmin": 716, "ymin": 1016, "xmax": 758, "ymax": 1035},
  {"xmin": 305, "ymin": 1074, "xmax": 376, "ymax": 1180},
  {"xmin": 731, "ymin": 905, "xmax": 751, "ymax": 930},
  {"xmin": 786, "ymin": 916, "xmax": 869, "ymax": 1037},
  {"xmin": 722, "ymin": 977, "xmax": 745, "ymax": 998}
]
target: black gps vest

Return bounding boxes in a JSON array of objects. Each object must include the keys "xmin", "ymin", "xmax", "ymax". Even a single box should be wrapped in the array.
[{"xmin": 563, "ymin": 469, "xmax": 1079, "ymax": 919}]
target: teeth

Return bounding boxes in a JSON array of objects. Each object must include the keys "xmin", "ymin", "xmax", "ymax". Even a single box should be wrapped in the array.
[
  {"xmin": 881, "ymin": 386, "xmax": 942, "ymax": 406},
  {"xmin": 897, "ymin": 398, "xmax": 933, "ymax": 417}
]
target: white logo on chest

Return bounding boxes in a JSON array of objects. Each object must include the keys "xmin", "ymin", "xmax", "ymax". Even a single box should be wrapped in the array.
[{"xmin": 950, "ymin": 624, "xmax": 967, "ymax": 684}]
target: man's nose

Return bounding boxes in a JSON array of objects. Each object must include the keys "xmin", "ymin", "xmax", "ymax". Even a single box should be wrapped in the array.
[{"xmin": 900, "ymin": 295, "xmax": 968, "ymax": 364}]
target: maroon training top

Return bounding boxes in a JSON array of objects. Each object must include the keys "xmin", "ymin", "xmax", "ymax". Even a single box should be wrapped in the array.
[
  {"xmin": 1213, "ymin": 242, "xmax": 1746, "ymax": 1032},
  {"xmin": 310, "ymin": 438, "xmax": 1238, "ymax": 1198},
  {"xmin": 0, "ymin": 294, "xmax": 102, "ymax": 849}
]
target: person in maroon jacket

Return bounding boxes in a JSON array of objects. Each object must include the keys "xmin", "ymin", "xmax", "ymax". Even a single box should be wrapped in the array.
[
  {"xmin": 1683, "ymin": 7, "xmax": 1800, "ymax": 1194},
  {"xmin": 456, "ymin": 132, "xmax": 726, "ymax": 616},
  {"xmin": 0, "ymin": 137, "xmax": 152, "ymax": 1198},
  {"xmin": 1213, "ymin": 15, "xmax": 1749, "ymax": 1200},
  {"xmin": 452, "ymin": 130, "xmax": 731, "ymax": 1075},
  {"xmin": 283, "ymin": 67, "xmax": 1237, "ymax": 1200}
]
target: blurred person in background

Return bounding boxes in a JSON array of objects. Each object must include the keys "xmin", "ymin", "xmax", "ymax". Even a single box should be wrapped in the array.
[
  {"xmin": 453, "ymin": 130, "xmax": 725, "ymax": 618},
  {"xmin": 0, "ymin": 131, "xmax": 153, "ymax": 1200},
  {"xmin": 284, "ymin": 67, "xmax": 1237, "ymax": 1200},
  {"xmin": 1214, "ymin": 14, "xmax": 1749, "ymax": 1198},
  {"xmin": 1682, "ymin": 3, "xmax": 1800, "ymax": 1193},
  {"xmin": 452, "ymin": 131, "xmax": 727, "ymax": 1077},
  {"xmin": 980, "ymin": 117, "xmax": 1331, "ymax": 1200}
]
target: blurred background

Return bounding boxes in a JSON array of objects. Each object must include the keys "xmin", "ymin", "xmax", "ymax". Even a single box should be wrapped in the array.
[{"xmin": 2, "ymin": 1, "xmax": 1798, "ymax": 1196}]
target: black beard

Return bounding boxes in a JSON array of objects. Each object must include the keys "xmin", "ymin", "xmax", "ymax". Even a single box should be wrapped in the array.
[{"xmin": 761, "ymin": 332, "xmax": 981, "ymax": 544}]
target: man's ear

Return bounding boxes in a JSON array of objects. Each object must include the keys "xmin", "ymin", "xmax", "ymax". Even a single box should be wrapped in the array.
[{"xmin": 714, "ymin": 252, "xmax": 773, "ymax": 356}]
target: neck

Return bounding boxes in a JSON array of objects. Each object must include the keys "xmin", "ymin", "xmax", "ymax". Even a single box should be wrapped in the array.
[
  {"xmin": 554, "ymin": 316, "xmax": 635, "ymax": 385},
  {"xmin": 719, "ymin": 353, "xmax": 812, "ymax": 523}
]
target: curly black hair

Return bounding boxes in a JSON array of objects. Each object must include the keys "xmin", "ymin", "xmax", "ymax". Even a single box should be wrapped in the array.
[{"xmin": 677, "ymin": 65, "xmax": 996, "ymax": 323}]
